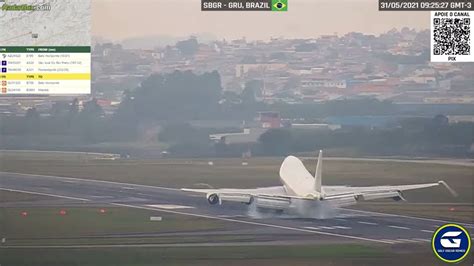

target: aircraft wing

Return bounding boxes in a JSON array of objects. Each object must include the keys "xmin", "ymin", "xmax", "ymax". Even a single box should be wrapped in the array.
[
  {"xmin": 182, "ymin": 185, "xmax": 286, "ymax": 196},
  {"xmin": 182, "ymin": 186, "xmax": 313, "ymax": 205},
  {"xmin": 323, "ymin": 181, "xmax": 457, "ymax": 206}
]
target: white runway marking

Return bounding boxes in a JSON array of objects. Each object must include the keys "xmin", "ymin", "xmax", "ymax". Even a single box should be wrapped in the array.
[
  {"xmin": 121, "ymin": 187, "xmax": 135, "ymax": 190},
  {"xmin": 413, "ymin": 238, "xmax": 431, "ymax": 242},
  {"xmin": 379, "ymin": 239, "xmax": 397, "ymax": 244},
  {"xmin": 137, "ymin": 193, "xmax": 154, "ymax": 196},
  {"xmin": 379, "ymin": 238, "xmax": 428, "ymax": 244},
  {"xmin": 146, "ymin": 204, "xmax": 194, "ymax": 210},
  {"xmin": 90, "ymin": 196, "xmax": 114, "ymax": 199},
  {"xmin": 218, "ymin": 215, "xmax": 245, "ymax": 218},
  {"xmin": 333, "ymin": 226, "xmax": 351, "ymax": 230},
  {"xmin": 0, "ymin": 171, "xmax": 180, "ymax": 192},
  {"xmin": 389, "ymin": 225, "xmax": 410, "ymax": 230},
  {"xmin": 61, "ymin": 180, "xmax": 77, "ymax": 184},
  {"xmin": 347, "ymin": 208, "xmax": 474, "ymax": 228},
  {"xmin": 358, "ymin": 221, "xmax": 377, "ymax": 225},
  {"xmin": 318, "ymin": 226, "xmax": 336, "ymax": 230},
  {"xmin": 0, "ymin": 187, "xmax": 90, "ymax": 202},
  {"xmin": 421, "ymin": 229, "xmax": 434, "ymax": 233},
  {"xmin": 395, "ymin": 239, "xmax": 420, "ymax": 243},
  {"xmin": 304, "ymin": 226, "xmax": 350, "ymax": 230}
]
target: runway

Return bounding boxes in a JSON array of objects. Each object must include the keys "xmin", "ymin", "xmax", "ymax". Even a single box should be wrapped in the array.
[{"xmin": 1, "ymin": 171, "xmax": 473, "ymax": 246}]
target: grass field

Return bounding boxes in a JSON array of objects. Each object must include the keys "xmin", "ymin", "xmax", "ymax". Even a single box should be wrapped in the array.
[
  {"xmin": 0, "ymin": 204, "xmax": 446, "ymax": 266},
  {"xmin": 0, "ymin": 244, "xmax": 407, "ymax": 266},
  {"xmin": 0, "ymin": 204, "xmax": 232, "ymax": 246}
]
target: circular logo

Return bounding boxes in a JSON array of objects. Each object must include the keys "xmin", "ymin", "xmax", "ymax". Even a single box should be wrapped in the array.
[{"xmin": 432, "ymin": 223, "xmax": 471, "ymax": 263}]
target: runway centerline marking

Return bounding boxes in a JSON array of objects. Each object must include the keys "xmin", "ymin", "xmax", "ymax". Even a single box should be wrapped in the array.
[
  {"xmin": 388, "ymin": 225, "xmax": 410, "ymax": 230},
  {"xmin": 304, "ymin": 226, "xmax": 321, "ymax": 230},
  {"xmin": 333, "ymin": 226, "xmax": 351, "ymax": 229},
  {"xmin": 421, "ymin": 229, "xmax": 434, "ymax": 233},
  {"xmin": 146, "ymin": 204, "xmax": 194, "ymax": 210},
  {"xmin": 358, "ymin": 221, "xmax": 377, "ymax": 225},
  {"xmin": 318, "ymin": 226, "xmax": 336, "ymax": 230}
]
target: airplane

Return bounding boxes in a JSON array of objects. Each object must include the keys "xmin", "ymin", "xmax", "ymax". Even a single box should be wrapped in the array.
[{"xmin": 182, "ymin": 151, "xmax": 457, "ymax": 217}]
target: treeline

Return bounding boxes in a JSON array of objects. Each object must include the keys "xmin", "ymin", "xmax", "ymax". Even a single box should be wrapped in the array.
[
  {"xmin": 115, "ymin": 70, "xmax": 223, "ymax": 122},
  {"xmin": 257, "ymin": 116, "xmax": 474, "ymax": 157},
  {"xmin": 1, "ymin": 71, "xmax": 473, "ymax": 158},
  {"xmin": 0, "ymin": 98, "xmax": 130, "ymax": 148}
]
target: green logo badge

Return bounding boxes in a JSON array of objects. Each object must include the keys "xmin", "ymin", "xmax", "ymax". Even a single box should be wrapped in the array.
[{"xmin": 272, "ymin": 0, "xmax": 287, "ymax": 11}]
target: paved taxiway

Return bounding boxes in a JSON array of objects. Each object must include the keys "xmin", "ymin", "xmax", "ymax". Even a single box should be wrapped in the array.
[{"xmin": 1, "ymin": 171, "xmax": 473, "ymax": 246}]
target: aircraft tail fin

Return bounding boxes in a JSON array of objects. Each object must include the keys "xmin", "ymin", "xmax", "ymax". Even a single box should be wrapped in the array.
[{"xmin": 314, "ymin": 150, "xmax": 322, "ymax": 193}]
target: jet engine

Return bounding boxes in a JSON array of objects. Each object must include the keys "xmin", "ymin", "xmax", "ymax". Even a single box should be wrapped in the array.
[
  {"xmin": 206, "ymin": 193, "xmax": 220, "ymax": 205},
  {"xmin": 253, "ymin": 196, "xmax": 291, "ymax": 209}
]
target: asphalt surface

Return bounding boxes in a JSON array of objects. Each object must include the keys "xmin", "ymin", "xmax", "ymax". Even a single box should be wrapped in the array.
[{"xmin": 1, "ymin": 171, "xmax": 473, "ymax": 246}]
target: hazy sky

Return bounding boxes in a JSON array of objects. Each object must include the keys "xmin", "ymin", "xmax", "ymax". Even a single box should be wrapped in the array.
[{"xmin": 93, "ymin": 0, "xmax": 429, "ymax": 41}]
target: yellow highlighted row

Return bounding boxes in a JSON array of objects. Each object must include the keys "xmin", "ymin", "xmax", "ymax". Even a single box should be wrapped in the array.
[{"xmin": 0, "ymin": 73, "xmax": 90, "ymax": 80}]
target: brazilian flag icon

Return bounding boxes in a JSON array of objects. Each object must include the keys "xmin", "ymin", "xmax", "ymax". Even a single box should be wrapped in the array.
[{"xmin": 272, "ymin": 0, "xmax": 287, "ymax": 11}]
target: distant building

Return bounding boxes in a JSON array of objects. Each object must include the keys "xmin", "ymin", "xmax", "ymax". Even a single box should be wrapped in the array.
[
  {"xmin": 259, "ymin": 112, "xmax": 281, "ymax": 128},
  {"xmin": 301, "ymin": 79, "xmax": 347, "ymax": 89},
  {"xmin": 291, "ymin": 123, "xmax": 341, "ymax": 130},
  {"xmin": 209, "ymin": 128, "xmax": 268, "ymax": 144},
  {"xmin": 235, "ymin": 63, "xmax": 287, "ymax": 78}
]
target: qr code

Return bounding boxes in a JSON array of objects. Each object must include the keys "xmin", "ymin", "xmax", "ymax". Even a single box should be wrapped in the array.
[{"xmin": 433, "ymin": 17, "xmax": 470, "ymax": 56}]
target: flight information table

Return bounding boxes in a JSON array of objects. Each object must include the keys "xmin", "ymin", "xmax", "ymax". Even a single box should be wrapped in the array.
[{"xmin": 0, "ymin": 46, "xmax": 91, "ymax": 94}]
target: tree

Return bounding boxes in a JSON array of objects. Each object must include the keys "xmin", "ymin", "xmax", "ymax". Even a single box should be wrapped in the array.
[
  {"xmin": 241, "ymin": 80, "xmax": 263, "ymax": 104},
  {"xmin": 159, "ymin": 123, "xmax": 213, "ymax": 157},
  {"xmin": 68, "ymin": 98, "xmax": 79, "ymax": 117},
  {"xmin": 25, "ymin": 107, "xmax": 40, "ymax": 121},
  {"xmin": 50, "ymin": 101, "xmax": 70, "ymax": 117},
  {"xmin": 24, "ymin": 107, "xmax": 41, "ymax": 135},
  {"xmin": 74, "ymin": 99, "xmax": 106, "ymax": 143},
  {"xmin": 259, "ymin": 128, "xmax": 292, "ymax": 155},
  {"xmin": 158, "ymin": 123, "xmax": 208, "ymax": 144},
  {"xmin": 117, "ymin": 70, "xmax": 223, "ymax": 121},
  {"xmin": 81, "ymin": 99, "xmax": 104, "ymax": 119}
]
